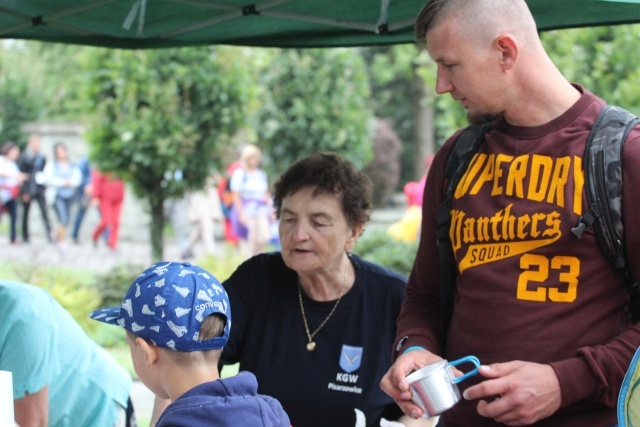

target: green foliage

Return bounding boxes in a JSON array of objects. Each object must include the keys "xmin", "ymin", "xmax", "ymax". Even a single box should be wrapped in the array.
[
  {"xmin": 362, "ymin": 44, "xmax": 427, "ymax": 182},
  {"xmin": 363, "ymin": 118, "xmax": 402, "ymax": 208},
  {"xmin": 256, "ymin": 48, "xmax": 374, "ymax": 175},
  {"xmin": 92, "ymin": 263, "xmax": 147, "ymax": 307},
  {"xmin": 0, "ymin": 76, "xmax": 39, "ymax": 147},
  {"xmin": 542, "ymin": 25, "xmax": 640, "ymax": 115},
  {"xmin": 195, "ymin": 244, "xmax": 247, "ymax": 283},
  {"xmin": 6, "ymin": 262, "xmax": 101, "ymax": 333},
  {"xmin": 353, "ymin": 229, "xmax": 418, "ymax": 278},
  {"xmin": 83, "ymin": 46, "xmax": 254, "ymax": 258}
]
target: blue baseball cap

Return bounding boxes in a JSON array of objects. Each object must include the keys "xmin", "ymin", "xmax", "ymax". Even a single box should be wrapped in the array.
[{"xmin": 89, "ymin": 261, "xmax": 230, "ymax": 352}]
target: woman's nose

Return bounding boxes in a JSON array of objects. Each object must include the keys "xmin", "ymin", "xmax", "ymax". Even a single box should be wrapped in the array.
[{"xmin": 292, "ymin": 223, "xmax": 310, "ymax": 241}]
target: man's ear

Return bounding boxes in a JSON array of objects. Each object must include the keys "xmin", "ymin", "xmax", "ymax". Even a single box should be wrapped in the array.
[
  {"xmin": 136, "ymin": 337, "xmax": 159, "ymax": 367},
  {"xmin": 495, "ymin": 34, "xmax": 519, "ymax": 70}
]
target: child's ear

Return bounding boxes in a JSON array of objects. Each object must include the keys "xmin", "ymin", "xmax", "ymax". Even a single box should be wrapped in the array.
[{"xmin": 136, "ymin": 337, "xmax": 159, "ymax": 367}]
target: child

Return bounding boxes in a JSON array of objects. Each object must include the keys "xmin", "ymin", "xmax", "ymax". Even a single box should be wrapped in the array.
[{"xmin": 90, "ymin": 261, "xmax": 290, "ymax": 426}]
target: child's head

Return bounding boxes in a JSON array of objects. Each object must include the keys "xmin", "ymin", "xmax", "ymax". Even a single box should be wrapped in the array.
[{"xmin": 90, "ymin": 261, "xmax": 231, "ymax": 365}]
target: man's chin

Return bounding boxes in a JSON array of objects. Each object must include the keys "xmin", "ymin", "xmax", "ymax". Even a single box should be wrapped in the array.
[{"xmin": 468, "ymin": 111, "xmax": 503, "ymax": 126}]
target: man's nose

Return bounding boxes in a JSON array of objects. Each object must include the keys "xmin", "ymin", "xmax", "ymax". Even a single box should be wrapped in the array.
[{"xmin": 435, "ymin": 68, "xmax": 454, "ymax": 95}]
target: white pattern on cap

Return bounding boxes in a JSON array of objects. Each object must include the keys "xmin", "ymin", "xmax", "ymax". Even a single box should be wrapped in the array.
[
  {"xmin": 142, "ymin": 304, "xmax": 154, "ymax": 315},
  {"xmin": 175, "ymin": 307, "xmax": 191, "ymax": 317},
  {"xmin": 197, "ymin": 289, "xmax": 212, "ymax": 302},
  {"xmin": 122, "ymin": 299, "xmax": 133, "ymax": 317},
  {"xmin": 153, "ymin": 263, "xmax": 171, "ymax": 275},
  {"xmin": 173, "ymin": 285, "xmax": 190, "ymax": 297},
  {"xmin": 167, "ymin": 320, "xmax": 187, "ymax": 337},
  {"xmin": 211, "ymin": 282, "xmax": 224, "ymax": 295},
  {"xmin": 154, "ymin": 295, "xmax": 166, "ymax": 307},
  {"xmin": 131, "ymin": 322, "xmax": 145, "ymax": 332}
]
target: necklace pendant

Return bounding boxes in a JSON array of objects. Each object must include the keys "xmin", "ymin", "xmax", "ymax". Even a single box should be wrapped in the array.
[{"xmin": 307, "ymin": 341, "xmax": 316, "ymax": 352}]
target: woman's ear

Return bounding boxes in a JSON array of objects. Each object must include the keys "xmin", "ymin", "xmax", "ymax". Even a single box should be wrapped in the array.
[
  {"xmin": 345, "ymin": 223, "xmax": 364, "ymax": 252},
  {"xmin": 136, "ymin": 337, "xmax": 159, "ymax": 367}
]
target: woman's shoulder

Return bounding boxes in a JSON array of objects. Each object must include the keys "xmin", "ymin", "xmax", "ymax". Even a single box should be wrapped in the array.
[
  {"xmin": 225, "ymin": 252, "xmax": 292, "ymax": 287},
  {"xmin": 350, "ymin": 253, "xmax": 407, "ymax": 289}
]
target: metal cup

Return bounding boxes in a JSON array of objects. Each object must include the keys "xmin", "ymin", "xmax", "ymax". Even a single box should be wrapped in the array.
[{"xmin": 405, "ymin": 355, "xmax": 481, "ymax": 418}]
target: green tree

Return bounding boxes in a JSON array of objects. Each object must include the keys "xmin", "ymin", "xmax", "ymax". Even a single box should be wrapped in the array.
[
  {"xmin": 541, "ymin": 25, "xmax": 640, "ymax": 113},
  {"xmin": 84, "ymin": 46, "xmax": 254, "ymax": 260},
  {"xmin": 0, "ymin": 75, "xmax": 39, "ymax": 146},
  {"xmin": 256, "ymin": 48, "xmax": 373, "ymax": 174},
  {"xmin": 363, "ymin": 45, "xmax": 437, "ymax": 183}
]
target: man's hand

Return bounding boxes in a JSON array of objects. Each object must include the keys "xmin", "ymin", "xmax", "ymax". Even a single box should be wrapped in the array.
[
  {"xmin": 463, "ymin": 361, "xmax": 561, "ymax": 426},
  {"xmin": 380, "ymin": 350, "xmax": 442, "ymax": 419}
]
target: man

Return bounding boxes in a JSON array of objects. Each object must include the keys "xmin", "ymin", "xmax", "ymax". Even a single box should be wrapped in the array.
[
  {"xmin": 17, "ymin": 133, "xmax": 53, "ymax": 243},
  {"xmin": 0, "ymin": 280, "xmax": 133, "ymax": 426},
  {"xmin": 380, "ymin": 0, "xmax": 640, "ymax": 426}
]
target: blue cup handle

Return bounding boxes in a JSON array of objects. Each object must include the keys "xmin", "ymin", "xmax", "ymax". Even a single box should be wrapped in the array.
[{"xmin": 449, "ymin": 355, "xmax": 481, "ymax": 384}]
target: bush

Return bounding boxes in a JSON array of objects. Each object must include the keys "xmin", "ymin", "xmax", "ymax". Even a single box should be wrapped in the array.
[
  {"xmin": 92, "ymin": 263, "xmax": 147, "ymax": 308},
  {"xmin": 353, "ymin": 229, "xmax": 418, "ymax": 277},
  {"xmin": 363, "ymin": 118, "xmax": 402, "ymax": 208},
  {"xmin": 196, "ymin": 244, "xmax": 246, "ymax": 282},
  {"xmin": 7, "ymin": 262, "xmax": 101, "ymax": 333}
]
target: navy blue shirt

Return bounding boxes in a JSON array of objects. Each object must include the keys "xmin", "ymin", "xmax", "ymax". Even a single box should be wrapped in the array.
[{"xmin": 221, "ymin": 252, "xmax": 406, "ymax": 427}]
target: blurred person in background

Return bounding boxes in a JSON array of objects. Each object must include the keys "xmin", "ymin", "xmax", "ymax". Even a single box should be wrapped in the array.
[
  {"xmin": 44, "ymin": 142, "xmax": 81, "ymax": 252},
  {"xmin": 71, "ymin": 155, "xmax": 94, "ymax": 244},
  {"xmin": 182, "ymin": 172, "xmax": 223, "ymax": 259},
  {"xmin": 0, "ymin": 141, "xmax": 25, "ymax": 244},
  {"xmin": 229, "ymin": 144, "xmax": 273, "ymax": 259},
  {"xmin": 91, "ymin": 169, "xmax": 125, "ymax": 251},
  {"xmin": 17, "ymin": 134, "xmax": 53, "ymax": 243}
]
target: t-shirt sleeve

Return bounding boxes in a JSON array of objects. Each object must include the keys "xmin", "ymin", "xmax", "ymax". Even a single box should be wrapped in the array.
[{"xmin": 2, "ymin": 304, "xmax": 59, "ymax": 399}]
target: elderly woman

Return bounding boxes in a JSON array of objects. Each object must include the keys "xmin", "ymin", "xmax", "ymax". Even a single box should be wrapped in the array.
[{"xmin": 220, "ymin": 152, "xmax": 431, "ymax": 427}]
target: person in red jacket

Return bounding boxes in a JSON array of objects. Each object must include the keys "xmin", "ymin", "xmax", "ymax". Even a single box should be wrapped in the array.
[{"xmin": 91, "ymin": 170, "xmax": 125, "ymax": 250}]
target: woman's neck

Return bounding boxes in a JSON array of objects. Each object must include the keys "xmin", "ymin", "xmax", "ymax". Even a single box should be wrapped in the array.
[{"xmin": 298, "ymin": 255, "xmax": 354, "ymax": 301}]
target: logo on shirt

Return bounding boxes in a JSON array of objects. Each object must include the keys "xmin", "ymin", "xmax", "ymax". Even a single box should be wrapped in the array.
[{"xmin": 340, "ymin": 344, "xmax": 362, "ymax": 373}]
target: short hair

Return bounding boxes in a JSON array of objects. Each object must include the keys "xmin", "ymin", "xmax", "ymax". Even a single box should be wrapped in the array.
[
  {"xmin": 272, "ymin": 152, "xmax": 372, "ymax": 228},
  {"xmin": 0, "ymin": 141, "xmax": 17, "ymax": 156},
  {"xmin": 415, "ymin": 0, "xmax": 456, "ymax": 46},
  {"xmin": 240, "ymin": 144, "xmax": 262, "ymax": 163},
  {"xmin": 128, "ymin": 313, "xmax": 226, "ymax": 366},
  {"xmin": 414, "ymin": 0, "xmax": 537, "ymax": 48}
]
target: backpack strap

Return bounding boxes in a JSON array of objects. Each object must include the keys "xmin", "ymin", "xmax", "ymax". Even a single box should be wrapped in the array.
[
  {"xmin": 571, "ymin": 104, "xmax": 640, "ymax": 321},
  {"xmin": 437, "ymin": 122, "xmax": 492, "ymax": 344}
]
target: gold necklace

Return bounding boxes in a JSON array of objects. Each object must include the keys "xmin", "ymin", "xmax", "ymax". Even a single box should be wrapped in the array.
[{"xmin": 298, "ymin": 267, "xmax": 347, "ymax": 352}]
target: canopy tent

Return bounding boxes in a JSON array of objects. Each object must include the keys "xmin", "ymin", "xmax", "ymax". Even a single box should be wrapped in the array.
[{"xmin": 1, "ymin": 0, "xmax": 640, "ymax": 49}]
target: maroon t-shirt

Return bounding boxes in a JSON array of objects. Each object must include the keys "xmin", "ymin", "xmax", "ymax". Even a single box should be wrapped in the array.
[{"xmin": 395, "ymin": 86, "xmax": 640, "ymax": 426}]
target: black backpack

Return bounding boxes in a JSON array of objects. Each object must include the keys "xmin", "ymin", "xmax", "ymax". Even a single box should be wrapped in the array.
[{"xmin": 437, "ymin": 105, "xmax": 640, "ymax": 337}]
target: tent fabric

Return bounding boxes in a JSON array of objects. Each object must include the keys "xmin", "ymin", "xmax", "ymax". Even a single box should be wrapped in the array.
[
  {"xmin": 619, "ymin": 346, "xmax": 640, "ymax": 427},
  {"xmin": 2, "ymin": 0, "xmax": 640, "ymax": 49}
]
